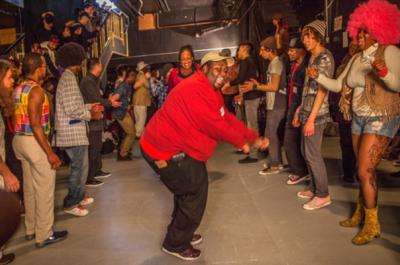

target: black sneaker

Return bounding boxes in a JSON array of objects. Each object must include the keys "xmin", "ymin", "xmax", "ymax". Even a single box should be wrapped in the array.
[
  {"xmin": 0, "ymin": 253, "xmax": 15, "ymax": 265},
  {"xmin": 94, "ymin": 170, "xmax": 111, "ymax": 179},
  {"xmin": 35, "ymin": 230, "xmax": 68, "ymax": 248},
  {"xmin": 238, "ymin": 156, "xmax": 258, "ymax": 164},
  {"xmin": 117, "ymin": 154, "xmax": 132, "ymax": 161},
  {"xmin": 86, "ymin": 179, "xmax": 104, "ymax": 187}
]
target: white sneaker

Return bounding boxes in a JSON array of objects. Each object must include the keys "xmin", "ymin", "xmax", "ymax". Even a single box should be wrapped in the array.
[
  {"xmin": 64, "ymin": 205, "xmax": 89, "ymax": 217},
  {"xmin": 303, "ymin": 196, "xmax": 332, "ymax": 210},
  {"xmin": 297, "ymin": 190, "xmax": 314, "ymax": 199},
  {"xmin": 258, "ymin": 166, "xmax": 281, "ymax": 175},
  {"xmin": 286, "ymin": 174, "xmax": 311, "ymax": 185},
  {"xmin": 263, "ymin": 163, "xmax": 285, "ymax": 170},
  {"xmin": 80, "ymin": 196, "xmax": 94, "ymax": 206}
]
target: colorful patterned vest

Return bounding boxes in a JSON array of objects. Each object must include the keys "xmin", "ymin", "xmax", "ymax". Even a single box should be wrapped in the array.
[{"xmin": 14, "ymin": 80, "xmax": 51, "ymax": 136}]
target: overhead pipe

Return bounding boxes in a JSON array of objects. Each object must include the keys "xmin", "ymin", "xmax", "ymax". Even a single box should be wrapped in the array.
[
  {"xmin": 125, "ymin": 0, "xmax": 143, "ymax": 17},
  {"xmin": 195, "ymin": 0, "xmax": 245, "ymax": 37},
  {"xmin": 162, "ymin": 0, "xmax": 171, "ymax": 12}
]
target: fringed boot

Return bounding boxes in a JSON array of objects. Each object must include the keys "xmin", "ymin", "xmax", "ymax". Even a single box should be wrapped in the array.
[{"xmin": 352, "ymin": 207, "xmax": 381, "ymax": 245}]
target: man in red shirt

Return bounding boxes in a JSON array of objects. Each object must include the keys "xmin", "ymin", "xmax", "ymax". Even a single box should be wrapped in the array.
[{"xmin": 140, "ymin": 51, "xmax": 268, "ymax": 261}]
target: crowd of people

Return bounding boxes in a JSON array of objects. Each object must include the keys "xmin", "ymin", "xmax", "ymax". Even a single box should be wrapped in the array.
[{"xmin": 0, "ymin": 0, "xmax": 400, "ymax": 263}]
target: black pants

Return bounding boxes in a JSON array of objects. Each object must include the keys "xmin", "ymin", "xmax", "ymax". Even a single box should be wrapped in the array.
[
  {"xmin": 223, "ymin": 94, "xmax": 235, "ymax": 114},
  {"xmin": 88, "ymin": 130, "xmax": 103, "ymax": 182},
  {"xmin": 338, "ymin": 121, "xmax": 356, "ymax": 181},
  {"xmin": 283, "ymin": 126, "xmax": 308, "ymax": 177},
  {"xmin": 141, "ymin": 148, "xmax": 208, "ymax": 252}
]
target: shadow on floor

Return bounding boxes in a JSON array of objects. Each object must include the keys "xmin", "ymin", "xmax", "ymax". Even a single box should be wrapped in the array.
[
  {"xmin": 138, "ymin": 254, "xmax": 208, "ymax": 265},
  {"xmin": 208, "ymin": 171, "xmax": 226, "ymax": 183},
  {"xmin": 324, "ymin": 158, "xmax": 400, "ymax": 188}
]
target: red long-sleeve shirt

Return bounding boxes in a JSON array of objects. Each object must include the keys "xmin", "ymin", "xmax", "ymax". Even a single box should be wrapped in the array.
[{"xmin": 140, "ymin": 72, "xmax": 258, "ymax": 162}]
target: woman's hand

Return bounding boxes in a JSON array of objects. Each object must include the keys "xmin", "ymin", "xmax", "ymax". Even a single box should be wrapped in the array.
[
  {"xmin": 303, "ymin": 119, "xmax": 315, "ymax": 137},
  {"xmin": 371, "ymin": 58, "xmax": 387, "ymax": 72},
  {"xmin": 3, "ymin": 172, "xmax": 20, "ymax": 193}
]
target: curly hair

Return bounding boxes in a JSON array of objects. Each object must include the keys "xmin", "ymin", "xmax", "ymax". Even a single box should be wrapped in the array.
[
  {"xmin": 347, "ymin": 0, "xmax": 400, "ymax": 45},
  {"xmin": 0, "ymin": 59, "xmax": 15, "ymax": 117},
  {"xmin": 56, "ymin": 42, "xmax": 86, "ymax": 68}
]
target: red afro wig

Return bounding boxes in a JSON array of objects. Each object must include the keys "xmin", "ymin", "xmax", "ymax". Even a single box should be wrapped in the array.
[{"xmin": 347, "ymin": 0, "xmax": 400, "ymax": 45}]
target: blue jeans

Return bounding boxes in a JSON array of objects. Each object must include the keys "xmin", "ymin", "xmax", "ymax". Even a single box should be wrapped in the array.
[
  {"xmin": 352, "ymin": 114, "xmax": 400, "ymax": 139},
  {"xmin": 63, "ymin": 146, "xmax": 89, "ymax": 209}
]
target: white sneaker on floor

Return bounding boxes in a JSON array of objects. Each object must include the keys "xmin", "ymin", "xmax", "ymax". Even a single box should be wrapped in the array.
[
  {"xmin": 263, "ymin": 163, "xmax": 285, "ymax": 170},
  {"xmin": 64, "ymin": 205, "xmax": 89, "ymax": 217},
  {"xmin": 297, "ymin": 190, "xmax": 314, "ymax": 199},
  {"xmin": 258, "ymin": 167, "xmax": 281, "ymax": 175},
  {"xmin": 80, "ymin": 196, "xmax": 94, "ymax": 206},
  {"xmin": 287, "ymin": 174, "xmax": 311, "ymax": 185},
  {"xmin": 303, "ymin": 196, "xmax": 332, "ymax": 210}
]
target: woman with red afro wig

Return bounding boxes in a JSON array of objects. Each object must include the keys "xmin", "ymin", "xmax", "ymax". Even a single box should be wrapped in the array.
[{"xmin": 307, "ymin": 0, "xmax": 400, "ymax": 245}]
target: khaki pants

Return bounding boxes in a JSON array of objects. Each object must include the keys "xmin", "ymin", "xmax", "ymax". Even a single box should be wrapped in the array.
[
  {"xmin": 117, "ymin": 113, "xmax": 136, "ymax": 157},
  {"xmin": 134, "ymin": 105, "xmax": 147, "ymax": 137},
  {"xmin": 13, "ymin": 135, "xmax": 55, "ymax": 243}
]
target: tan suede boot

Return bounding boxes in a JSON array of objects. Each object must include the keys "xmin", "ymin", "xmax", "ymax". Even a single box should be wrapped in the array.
[
  {"xmin": 352, "ymin": 207, "xmax": 381, "ymax": 245},
  {"xmin": 339, "ymin": 196, "xmax": 364, "ymax": 227}
]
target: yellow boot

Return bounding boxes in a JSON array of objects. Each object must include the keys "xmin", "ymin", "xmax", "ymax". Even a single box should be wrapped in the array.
[
  {"xmin": 352, "ymin": 207, "xmax": 381, "ymax": 245},
  {"xmin": 339, "ymin": 196, "xmax": 364, "ymax": 227}
]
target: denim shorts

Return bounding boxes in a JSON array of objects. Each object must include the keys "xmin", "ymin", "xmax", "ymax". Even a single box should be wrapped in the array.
[{"xmin": 352, "ymin": 114, "xmax": 400, "ymax": 138}]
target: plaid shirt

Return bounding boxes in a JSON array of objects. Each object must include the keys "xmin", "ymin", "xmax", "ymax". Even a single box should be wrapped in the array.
[
  {"xmin": 150, "ymin": 78, "xmax": 168, "ymax": 109},
  {"xmin": 55, "ymin": 69, "xmax": 91, "ymax": 147}
]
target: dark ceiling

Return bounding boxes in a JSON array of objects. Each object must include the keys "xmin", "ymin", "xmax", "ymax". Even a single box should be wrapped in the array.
[
  {"xmin": 141, "ymin": 0, "xmax": 219, "ymax": 13},
  {"xmin": 116, "ymin": 0, "xmax": 304, "ymax": 30}
]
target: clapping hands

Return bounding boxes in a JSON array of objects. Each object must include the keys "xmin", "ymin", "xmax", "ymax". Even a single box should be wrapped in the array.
[
  {"xmin": 90, "ymin": 103, "xmax": 104, "ymax": 120},
  {"xmin": 239, "ymin": 79, "xmax": 258, "ymax": 94},
  {"xmin": 306, "ymin": 66, "xmax": 319, "ymax": 79}
]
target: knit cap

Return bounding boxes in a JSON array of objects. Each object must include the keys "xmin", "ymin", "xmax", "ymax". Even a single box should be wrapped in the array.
[{"xmin": 304, "ymin": 20, "xmax": 326, "ymax": 38}]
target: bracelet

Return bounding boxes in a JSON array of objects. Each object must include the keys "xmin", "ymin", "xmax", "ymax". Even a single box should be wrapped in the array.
[
  {"xmin": 378, "ymin": 67, "xmax": 388, "ymax": 77},
  {"xmin": 252, "ymin": 84, "xmax": 257, "ymax": 91}
]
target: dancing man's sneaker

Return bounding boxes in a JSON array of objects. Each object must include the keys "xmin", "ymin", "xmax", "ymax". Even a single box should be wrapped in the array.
[{"xmin": 162, "ymin": 245, "xmax": 201, "ymax": 261}]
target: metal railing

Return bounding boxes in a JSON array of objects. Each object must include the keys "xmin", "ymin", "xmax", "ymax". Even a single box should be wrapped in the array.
[
  {"xmin": 90, "ymin": 10, "xmax": 129, "ymax": 59},
  {"xmin": 2, "ymin": 33, "xmax": 25, "ymax": 61},
  {"xmin": 2, "ymin": 10, "xmax": 128, "ymax": 68}
]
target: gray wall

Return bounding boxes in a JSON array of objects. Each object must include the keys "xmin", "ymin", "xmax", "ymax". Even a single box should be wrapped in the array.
[{"xmin": 110, "ymin": 21, "xmax": 240, "ymax": 67}]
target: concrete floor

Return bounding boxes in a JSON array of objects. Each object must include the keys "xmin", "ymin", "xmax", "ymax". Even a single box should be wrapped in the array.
[{"xmin": 6, "ymin": 137, "xmax": 400, "ymax": 265}]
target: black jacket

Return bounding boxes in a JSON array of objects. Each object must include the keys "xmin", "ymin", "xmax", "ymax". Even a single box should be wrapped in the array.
[
  {"xmin": 80, "ymin": 73, "xmax": 111, "ymax": 131},
  {"xmin": 230, "ymin": 57, "xmax": 261, "ymax": 100}
]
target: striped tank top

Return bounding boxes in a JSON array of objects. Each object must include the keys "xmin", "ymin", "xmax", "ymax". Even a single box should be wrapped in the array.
[{"xmin": 14, "ymin": 80, "xmax": 51, "ymax": 136}]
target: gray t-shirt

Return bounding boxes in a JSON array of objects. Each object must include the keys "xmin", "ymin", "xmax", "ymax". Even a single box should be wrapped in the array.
[{"xmin": 266, "ymin": 56, "xmax": 287, "ymax": 110}]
